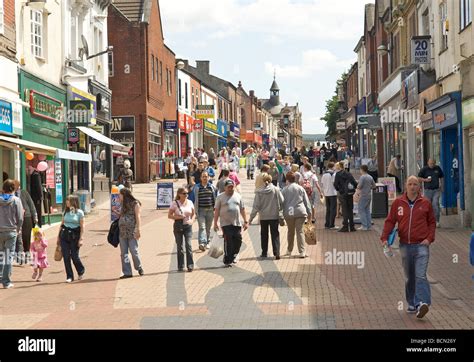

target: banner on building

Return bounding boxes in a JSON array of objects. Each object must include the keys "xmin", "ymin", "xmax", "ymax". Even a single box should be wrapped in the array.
[{"xmin": 196, "ymin": 105, "xmax": 215, "ymax": 119}]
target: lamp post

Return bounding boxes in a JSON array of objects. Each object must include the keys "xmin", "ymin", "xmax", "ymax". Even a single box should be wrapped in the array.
[{"xmin": 176, "ymin": 60, "xmax": 185, "ymax": 159}]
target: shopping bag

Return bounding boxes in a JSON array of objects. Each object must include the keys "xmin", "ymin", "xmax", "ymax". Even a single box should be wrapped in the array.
[
  {"xmin": 304, "ymin": 223, "xmax": 317, "ymax": 245},
  {"xmin": 208, "ymin": 233, "xmax": 224, "ymax": 259},
  {"xmin": 320, "ymin": 196, "xmax": 326, "ymax": 206},
  {"xmin": 54, "ymin": 244, "xmax": 62, "ymax": 262}
]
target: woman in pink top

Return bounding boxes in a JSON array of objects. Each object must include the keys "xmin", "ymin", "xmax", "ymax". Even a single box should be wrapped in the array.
[
  {"xmin": 228, "ymin": 164, "xmax": 241, "ymax": 188},
  {"xmin": 30, "ymin": 228, "xmax": 49, "ymax": 282},
  {"xmin": 168, "ymin": 187, "xmax": 195, "ymax": 272}
]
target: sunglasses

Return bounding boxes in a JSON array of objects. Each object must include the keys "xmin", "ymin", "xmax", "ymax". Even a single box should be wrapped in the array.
[{"xmin": 180, "ymin": 192, "xmax": 188, "ymax": 195}]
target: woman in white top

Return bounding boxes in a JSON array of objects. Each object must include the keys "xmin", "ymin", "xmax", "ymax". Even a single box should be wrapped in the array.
[{"xmin": 168, "ymin": 187, "xmax": 195, "ymax": 272}]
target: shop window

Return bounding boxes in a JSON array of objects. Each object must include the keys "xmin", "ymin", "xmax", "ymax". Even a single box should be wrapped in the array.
[
  {"xmin": 151, "ymin": 55, "xmax": 155, "ymax": 81},
  {"xmin": 439, "ymin": 2, "xmax": 448, "ymax": 51},
  {"xmin": 460, "ymin": 0, "xmax": 472, "ymax": 31}
]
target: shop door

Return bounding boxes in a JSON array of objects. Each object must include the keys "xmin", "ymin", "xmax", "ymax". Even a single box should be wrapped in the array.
[{"xmin": 442, "ymin": 128, "xmax": 459, "ymax": 211}]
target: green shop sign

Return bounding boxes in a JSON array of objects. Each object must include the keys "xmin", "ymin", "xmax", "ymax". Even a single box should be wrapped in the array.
[
  {"xmin": 29, "ymin": 90, "xmax": 63, "ymax": 123},
  {"xmin": 204, "ymin": 120, "xmax": 218, "ymax": 133},
  {"xmin": 462, "ymin": 98, "xmax": 474, "ymax": 128}
]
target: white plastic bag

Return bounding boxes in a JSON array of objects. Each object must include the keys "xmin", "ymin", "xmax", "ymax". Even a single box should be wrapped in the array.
[{"xmin": 208, "ymin": 233, "xmax": 224, "ymax": 259}]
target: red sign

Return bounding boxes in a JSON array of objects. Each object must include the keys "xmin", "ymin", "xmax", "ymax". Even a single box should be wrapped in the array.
[
  {"xmin": 46, "ymin": 161, "xmax": 55, "ymax": 188},
  {"xmin": 185, "ymin": 118, "xmax": 192, "ymax": 134},
  {"xmin": 178, "ymin": 113, "xmax": 186, "ymax": 131},
  {"xmin": 180, "ymin": 134, "xmax": 187, "ymax": 158},
  {"xmin": 193, "ymin": 119, "xmax": 203, "ymax": 130}
]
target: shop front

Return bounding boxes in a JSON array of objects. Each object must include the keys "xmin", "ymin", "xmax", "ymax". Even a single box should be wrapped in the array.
[
  {"xmin": 111, "ymin": 116, "xmax": 135, "ymax": 180},
  {"xmin": 426, "ymin": 92, "xmax": 464, "ymax": 216},
  {"xmin": 178, "ymin": 112, "xmax": 193, "ymax": 155},
  {"xmin": 203, "ymin": 120, "xmax": 219, "ymax": 152},
  {"xmin": 217, "ymin": 119, "xmax": 229, "ymax": 150},
  {"xmin": 229, "ymin": 122, "xmax": 240, "ymax": 149},
  {"xmin": 462, "ymin": 97, "xmax": 474, "ymax": 229}
]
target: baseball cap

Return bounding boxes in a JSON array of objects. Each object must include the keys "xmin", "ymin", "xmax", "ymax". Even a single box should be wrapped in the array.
[{"xmin": 224, "ymin": 179, "xmax": 235, "ymax": 187}]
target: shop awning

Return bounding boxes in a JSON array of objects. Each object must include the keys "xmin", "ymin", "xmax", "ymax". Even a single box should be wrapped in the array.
[
  {"xmin": 77, "ymin": 126, "xmax": 127, "ymax": 149},
  {"xmin": 0, "ymin": 135, "xmax": 91, "ymax": 162}
]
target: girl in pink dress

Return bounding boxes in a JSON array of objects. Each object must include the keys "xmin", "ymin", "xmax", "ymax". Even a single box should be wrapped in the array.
[{"xmin": 30, "ymin": 229, "xmax": 49, "ymax": 282}]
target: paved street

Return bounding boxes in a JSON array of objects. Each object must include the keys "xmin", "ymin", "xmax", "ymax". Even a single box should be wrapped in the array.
[{"xmin": 1, "ymin": 170, "xmax": 473, "ymax": 329}]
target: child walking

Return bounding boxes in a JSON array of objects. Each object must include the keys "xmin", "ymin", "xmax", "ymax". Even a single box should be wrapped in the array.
[{"xmin": 30, "ymin": 228, "xmax": 49, "ymax": 282}]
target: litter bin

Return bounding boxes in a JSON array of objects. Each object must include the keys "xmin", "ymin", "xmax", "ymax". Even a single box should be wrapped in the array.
[
  {"xmin": 75, "ymin": 190, "xmax": 91, "ymax": 214},
  {"xmin": 372, "ymin": 184, "xmax": 388, "ymax": 218}
]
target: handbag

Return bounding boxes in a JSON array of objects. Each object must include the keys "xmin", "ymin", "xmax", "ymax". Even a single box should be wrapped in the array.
[
  {"xmin": 304, "ymin": 223, "xmax": 317, "ymax": 245},
  {"xmin": 275, "ymin": 188, "xmax": 285, "ymax": 227},
  {"xmin": 107, "ymin": 219, "xmax": 120, "ymax": 248},
  {"xmin": 54, "ymin": 244, "xmax": 62, "ymax": 261},
  {"xmin": 174, "ymin": 201, "xmax": 185, "ymax": 233}
]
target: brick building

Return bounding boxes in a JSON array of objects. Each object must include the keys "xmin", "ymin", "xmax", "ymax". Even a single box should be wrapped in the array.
[{"xmin": 108, "ymin": 0, "xmax": 176, "ymax": 182}]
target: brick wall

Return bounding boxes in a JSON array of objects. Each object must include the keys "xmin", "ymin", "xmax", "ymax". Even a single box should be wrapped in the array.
[{"xmin": 0, "ymin": 0, "xmax": 16, "ymax": 61}]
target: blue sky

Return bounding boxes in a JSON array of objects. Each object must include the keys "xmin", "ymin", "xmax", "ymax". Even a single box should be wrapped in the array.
[{"xmin": 160, "ymin": 0, "xmax": 371, "ymax": 135}]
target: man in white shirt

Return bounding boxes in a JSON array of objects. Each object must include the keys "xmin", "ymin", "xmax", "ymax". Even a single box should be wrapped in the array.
[
  {"xmin": 320, "ymin": 162, "xmax": 338, "ymax": 229},
  {"xmin": 269, "ymin": 144, "xmax": 277, "ymax": 160}
]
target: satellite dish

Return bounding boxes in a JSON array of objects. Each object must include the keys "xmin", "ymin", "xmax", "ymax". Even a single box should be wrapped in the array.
[{"xmin": 79, "ymin": 35, "xmax": 89, "ymax": 60}]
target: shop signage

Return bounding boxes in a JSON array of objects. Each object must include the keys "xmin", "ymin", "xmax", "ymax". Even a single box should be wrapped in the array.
[
  {"xmin": 180, "ymin": 134, "xmax": 187, "ymax": 158},
  {"xmin": 462, "ymin": 98, "xmax": 474, "ymax": 128},
  {"xmin": 378, "ymin": 177, "xmax": 397, "ymax": 201},
  {"xmin": 411, "ymin": 36, "xmax": 431, "ymax": 65},
  {"xmin": 204, "ymin": 120, "xmax": 218, "ymax": 133},
  {"xmin": 157, "ymin": 183, "xmax": 174, "ymax": 209},
  {"xmin": 69, "ymin": 100, "xmax": 93, "ymax": 125},
  {"xmin": 193, "ymin": 119, "xmax": 203, "ymax": 131},
  {"xmin": 185, "ymin": 118, "xmax": 192, "ymax": 134},
  {"xmin": 433, "ymin": 102, "xmax": 457, "ymax": 130},
  {"xmin": 336, "ymin": 121, "xmax": 346, "ymax": 130},
  {"xmin": 68, "ymin": 87, "xmax": 96, "ymax": 126},
  {"xmin": 46, "ymin": 160, "xmax": 55, "ymax": 188},
  {"xmin": 68, "ymin": 128, "xmax": 79, "ymax": 144},
  {"xmin": 262, "ymin": 134, "xmax": 270, "ymax": 144},
  {"xmin": 278, "ymin": 132, "xmax": 285, "ymax": 139},
  {"xmin": 0, "ymin": 100, "xmax": 13, "ymax": 134},
  {"xmin": 164, "ymin": 120, "xmax": 178, "ymax": 131},
  {"xmin": 29, "ymin": 90, "xmax": 63, "ymax": 123},
  {"xmin": 111, "ymin": 116, "xmax": 135, "ymax": 132},
  {"xmin": 178, "ymin": 112, "xmax": 186, "ymax": 131},
  {"xmin": 196, "ymin": 105, "xmax": 215, "ymax": 119},
  {"xmin": 111, "ymin": 132, "xmax": 134, "ymax": 144},
  {"xmin": 55, "ymin": 159, "xmax": 63, "ymax": 204},
  {"xmin": 217, "ymin": 119, "xmax": 228, "ymax": 138},
  {"xmin": 230, "ymin": 122, "xmax": 240, "ymax": 137}
]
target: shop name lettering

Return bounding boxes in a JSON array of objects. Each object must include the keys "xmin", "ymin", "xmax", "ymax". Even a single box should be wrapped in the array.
[
  {"xmin": 0, "ymin": 108, "xmax": 12, "ymax": 125},
  {"xmin": 32, "ymin": 97, "xmax": 62, "ymax": 119},
  {"xmin": 434, "ymin": 113, "xmax": 446, "ymax": 124},
  {"xmin": 204, "ymin": 121, "xmax": 218, "ymax": 132}
]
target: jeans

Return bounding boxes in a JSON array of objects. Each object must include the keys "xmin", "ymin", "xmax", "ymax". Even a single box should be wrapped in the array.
[
  {"xmin": 260, "ymin": 219, "xmax": 280, "ymax": 257},
  {"xmin": 222, "ymin": 225, "xmax": 243, "ymax": 265},
  {"xmin": 400, "ymin": 244, "xmax": 431, "ymax": 307},
  {"xmin": 325, "ymin": 196, "xmax": 337, "ymax": 228},
  {"xmin": 174, "ymin": 224, "xmax": 194, "ymax": 270},
  {"xmin": 424, "ymin": 189, "xmax": 441, "ymax": 222},
  {"xmin": 119, "ymin": 237, "xmax": 142, "ymax": 276},
  {"xmin": 197, "ymin": 208, "xmax": 214, "ymax": 246},
  {"xmin": 0, "ymin": 231, "xmax": 17, "ymax": 287},
  {"xmin": 339, "ymin": 195, "xmax": 354, "ymax": 229},
  {"xmin": 22, "ymin": 216, "xmax": 34, "ymax": 254},
  {"xmin": 285, "ymin": 217, "xmax": 306, "ymax": 254},
  {"xmin": 61, "ymin": 237, "xmax": 85, "ymax": 281},
  {"xmin": 358, "ymin": 196, "xmax": 372, "ymax": 229}
]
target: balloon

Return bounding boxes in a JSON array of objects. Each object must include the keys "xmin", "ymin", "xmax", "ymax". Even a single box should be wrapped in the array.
[
  {"xmin": 37, "ymin": 154, "xmax": 46, "ymax": 161},
  {"xmin": 37, "ymin": 161, "xmax": 48, "ymax": 172},
  {"xmin": 25, "ymin": 152, "xmax": 34, "ymax": 161}
]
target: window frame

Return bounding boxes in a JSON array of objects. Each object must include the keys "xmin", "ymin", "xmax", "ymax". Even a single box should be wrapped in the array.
[
  {"xmin": 30, "ymin": 9, "xmax": 44, "ymax": 58},
  {"xmin": 460, "ymin": 0, "xmax": 472, "ymax": 31},
  {"xmin": 151, "ymin": 55, "xmax": 155, "ymax": 81},
  {"xmin": 439, "ymin": 2, "xmax": 448, "ymax": 52}
]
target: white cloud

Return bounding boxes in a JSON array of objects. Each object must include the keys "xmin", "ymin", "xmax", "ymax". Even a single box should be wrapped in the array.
[
  {"xmin": 160, "ymin": 0, "xmax": 369, "ymax": 41},
  {"xmin": 265, "ymin": 49, "xmax": 355, "ymax": 78}
]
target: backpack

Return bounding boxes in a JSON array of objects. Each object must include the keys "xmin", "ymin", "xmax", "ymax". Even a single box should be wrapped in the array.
[
  {"xmin": 343, "ymin": 175, "xmax": 356, "ymax": 196},
  {"xmin": 302, "ymin": 176, "xmax": 313, "ymax": 199}
]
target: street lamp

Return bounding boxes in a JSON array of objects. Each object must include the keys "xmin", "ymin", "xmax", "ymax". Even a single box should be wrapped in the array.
[
  {"xmin": 377, "ymin": 44, "xmax": 390, "ymax": 56},
  {"xmin": 176, "ymin": 60, "xmax": 185, "ymax": 160}
]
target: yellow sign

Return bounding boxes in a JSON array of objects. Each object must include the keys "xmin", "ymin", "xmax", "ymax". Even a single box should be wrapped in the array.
[{"xmin": 204, "ymin": 120, "xmax": 218, "ymax": 133}]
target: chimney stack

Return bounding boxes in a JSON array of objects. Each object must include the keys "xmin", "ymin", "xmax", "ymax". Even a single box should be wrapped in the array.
[{"xmin": 196, "ymin": 60, "xmax": 210, "ymax": 75}]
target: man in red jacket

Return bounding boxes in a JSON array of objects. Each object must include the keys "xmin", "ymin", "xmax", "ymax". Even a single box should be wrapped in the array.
[{"xmin": 381, "ymin": 176, "xmax": 436, "ymax": 319}]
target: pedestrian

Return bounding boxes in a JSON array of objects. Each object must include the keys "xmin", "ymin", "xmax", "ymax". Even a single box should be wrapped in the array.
[
  {"xmin": 213, "ymin": 180, "xmax": 249, "ymax": 267},
  {"xmin": 57, "ymin": 195, "xmax": 85, "ymax": 283},
  {"xmin": 229, "ymin": 150, "xmax": 239, "ymax": 172},
  {"xmin": 203, "ymin": 159, "xmax": 216, "ymax": 183},
  {"xmin": 12, "ymin": 180, "xmax": 37, "ymax": 265},
  {"xmin": 281, "ymin": 172, "xmax": 312, "ymax": 258},
  {"xmin": 118, "ymin": 188, "xmax": 144, "ymax": 279},
  {"xmin": 334, "ymin": 162, "xmax": 358, "ymax": 232},
  {"xmin": 381, "ymin": 176, "xmax": 436, "ymax": 319},
  {"xmin": 217, "ymin": 169, "xmax": 231, "ymax": 194},
  {"xmin": 0, "ymin": 180, "xmax": 23, "ymax": 289},
  {"xmin": 367, "ymin": 154, "xmax": 378, "ymax": 182},
  {"xmin": 307, "ymin": 146, "xmax": 315, "ymax": 166},
  {"xmin": 217, "ymin": 149, "xmax": 228, "ymax": 171},
  {"xmin": 320, "ymin": 162, "xmax": 338, "ymax": 229},
  {"xmin": 168, "ymin": 187, "xmax": 195, "ymax": 272},
  {"xmin": 290, "ymin": 164, "xmax": 302, "ymax": 184},
  {"xmin": 249, "ymin": 174, "xmax": 284, "ymax": 260},
  {"xmin": 356, "ymin": 165, "xmax": 376, "ymax": 231},
  {"xmin": 299, "ymin": 157, "xmax": 309, "ymax": 174},
  {"xmin": 318, "ymin": 150, "xmax": 325, "ymax": 175},
  {"xmin": 269, "ymin": 144, "xmax": 277, "ymax": 160},
  {"xmin": 388, "ymin": 154, "xmax": 402, "ymax": 193},
  {"xmin": 261, "ymin": 148, "xmax": 270, "ymax": 165},
  {"xmin": 30, "ymin": 228, "xmax": 48, "ymax": 282},
  {"xmin": 255, "ymin": 164, "xmax": 270, "ymax": 190},
  {"xmin": 246, "ymin": 148, "xmax": 257, "ymax": 180},
  {"xmin": 330, "ymin": 144, "xmax": 338, "ymax": 160},
  {"xmin": 268, "ymin": 161, "xmax": 279, "ymax": 187},
  {"xmin": 200, "ymin": 148, "xmax": 208, "ymax": 161},
  {"xmin": 208, "ymin": 147, "xmax": 216, "ymax": 168},
  {"xmin": 291, "ymin": 147, "xmax": 301, "ymax": 166},
  {"xmin": 190, "ymin": 172, "xmax": 218, "ymax": 251},
  {"xmin": 187, "ymin": 156, "xmax": 198, "ymax": 187},
  {"xmin": 300, "ymin": 163, "xmax": 322, "ymax": 224},
  {"xmin": 228, "ymin": 164, "xmax": 241, "ymax": 191},
  {"xmin": 418, "ymin": 159, "xmax": 444, "ymax": 228}
]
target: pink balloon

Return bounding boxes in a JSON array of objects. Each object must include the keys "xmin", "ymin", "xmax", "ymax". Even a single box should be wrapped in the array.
[
  {"xmin": 37, "ymin": 154, "xmax": 46, "ymax": 161},
  {"xmin": 37, "ymin": 161, "xmax": 48, "ymax": 172}
]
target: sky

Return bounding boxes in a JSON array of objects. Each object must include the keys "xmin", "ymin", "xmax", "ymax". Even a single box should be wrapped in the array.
[{"xmin": 160, "ymin": 0, "xmax": 371, "ymax": 135}]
